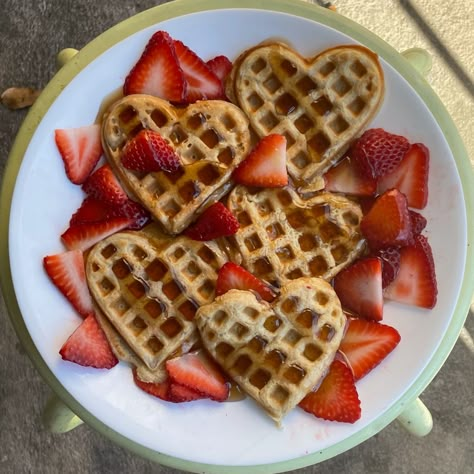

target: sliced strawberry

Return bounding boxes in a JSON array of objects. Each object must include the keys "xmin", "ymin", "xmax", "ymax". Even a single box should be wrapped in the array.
[
  {"xmin": 378, "ymin": 143, "xmax": 430, "ymax": 209},
  {"xmin": 165, "ymin": 352, "xmax": 229, "ymax": 402},
  {"xmin": 121, "ymin": 129, "xmax": 181, "ymax": 173},
  {"xmin": 184, "ymin": 202, "xmax": 239, "ymax": 241},
  {"xmin": 132, "ymin": 368, "xmax": 171, "ymax": 401},
  {"xmin": 371, "ymin": 247, "xmax": 401, "ymax": 289},
  {"xmin": 339, "ymin": 318, "xmax": 401, "ymax": 381},
  {"xmin": 384, "ymin": 234, "xmax": 437, "ymax": 308},
  {"xmin": 323, "ymin": 156, "xmax": 377, "ymax": 196},
  {"xmin": 61, "ymin": 217, "xmax": 133, "ymax": 251},
  {"xmin": 174, "ymin": 40, "xmax": 224, "ymax": 102},
  {"xmin": 360, "ymin": 189, "xmax": 413, "ymax": 250},
  {"xmin": 82, "ymin": 164, "xmax": 128, "ymax": 206},
  {"xmin": 54, "ymin": 124, "xmax": 102, "ymax": 184},
  {"xmin": 168, "ymin": 383, "xmax": 206, "ymax": 403},
  {"xmin": 59, "ymin": 314, "xmax": 118, "ymax": 369},
  {"xmin": 43, "ymin": 250, "xmax": 93, "ymax": 318},
  {"xmin": 358, "ymin": 195, "xmax": 376, "ymax": 215},
  {"xmin": 123, "ymin": 30, "xmax": 186, "ymax": 102},
  {"xmin": 70, "ymin": 197, "xmax": 150, "ymax": 230},
  {"xmin": 216, "ymin": 262, "xmax": 276, "ymax": 302},
  {"xmin": 409, "ymin": 210, "xmax": 427, "ymax": 236},
  {"xmin": 299, "ymin": 359, "xmax": 361, "ymax": 423},
  {"xmin": 351, "ymin": 128, "xmax": 410, "ymax": 179},
  {"xmin": 232, "ymin": 134, "xmax": 288, "ymax": 187},
  {"xmin": 333, "ymin": 257, "xmax": 383, "ymax": 321},
  {"xmin": 206, "ymin": 55, "xmax": 233, "ymax": 83}
]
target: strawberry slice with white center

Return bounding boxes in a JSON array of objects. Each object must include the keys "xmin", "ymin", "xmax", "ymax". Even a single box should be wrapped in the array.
[
  {"xmin": 323, "ymin": 156, "xmax": 377, "ymax": 196},
  {"xmin": 61, "ymin": 217, "xmax": 134, "ymax": 251},
  {"xmin": 298, "ymin": 359, "xmax": 361, "ymax": 423},
  {"xmin": 121, "ymin": 129, "xmax": 181, "ymax": 173},
  {"xmin": 206, "ymin": 55, "xmax": 233, "ymax": 83},
  {"xmin": 360, "ymin": 188, "xmax": 413, "ymax": 250},
  {"xmin": 82, "ymin": 164, "xmax": 128, "ymax": 206},
  {"xmin": 123, "ymin": 30, "xmax": 186, "ymax": 103},
  {"xmin": 333, "ymin": 257, "xmax": 384, "ymax": 321},
  {"xmin": 184, "ymin": 202, "xmax": 240, "ymax": 241},
  {"xmin": 384, "ymin": 234, "xmax": 438, "ymax": 308},
  {"xmin": 215, "ymin": 262, "xmax": 276, "ymax": 302},
  {"xmin": 43, "ymin": 250, "xmax": 93, "ymax": 318},
  {"xmin": 378, "ymin": 143, "xmax": 429, "ymax": 209},
  {"xmin": 232, "ymin": 134, "xmax": 288, "ymax": 187},
  {"xmin": 173, "ymin": 40, "xmax": 224, "ymax": 103},
  {"xmin": 165, "ymin": 352, "xmax": 229, "ymax": 402},
  {"xmin": 54, "ymin": 124, "xmax": 102, "ymax": 184},
  {"xmin": 59, "ymin": 314, "xmax": 118, "ymax": 369},
  {"xmin": 339, "ymin": 318, "xmax": 401, "ymax": 381}
]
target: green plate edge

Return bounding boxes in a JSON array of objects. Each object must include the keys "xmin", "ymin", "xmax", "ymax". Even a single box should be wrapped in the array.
[{"xmin": 0, "ymin": 0, "xmax": 473, "ymax": 472}]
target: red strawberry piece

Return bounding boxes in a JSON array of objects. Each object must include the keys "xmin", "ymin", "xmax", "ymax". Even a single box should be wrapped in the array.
[
  {"xmin": 371, "ymin": 246, "xmax": 401, "ymax": 289},
  {"xmin": 409, "ymin": 210, "xmax": 427, "ymax": 236},
  {"xmin": 168, "ymin": 383, "xmax": 206, "ymax": 403},
  {"xmin": 216, "ymin": 262, "xmax": 276, "ymax": 302},
  {"xmin": 54, "ymin": 124, "xmax": 102, "ymax": 184},
  {"xmin": 61, "ymin": 217, "xmax": 134, "ymax": 251},
  {"xmin": 121, "ymin": 129, "xmax": 181, "ymax": 173},
  {"xmin": 378, "ymin": 143, "xmax": 430, "ymax": 209},
  {"xmin": 323, "ymin": 156, "xmax": 377, "ymax": 196},
  {"xmin": 360, "ymin": 188, "xmax": 413, "ymax": 250},
  {"xmin": 173, "ymin": 40, "xmax": 224, "ymax": 102},
  {"xmin": 299, "ymin": 359, "xmax": 361, "ymax": 423},
  {"xmin": 232, "ymin": 134, "xmax": 288, "ymax": 187},
  {"xmin": 358, "ymin": 195, "xmax": 376, "ymax": 215},
  {"xmin": 351, "ymin": 128, "xmax": 410, "ymax": 179},
  {"xmin": 132, "ymin": 368, "xmax": 173, "ymax": 401},
  {"xmin": 333, "ymin": 257, "xmax": 383, "ymax": 321},
  {"xmin": 184, "ymin": 202, "xmax": 239, "ymax": 241},
  {"xmin": 70, "ymin": 197, "xmax": 150, "ymax": 230},
  {"xmin": 384, "ymin": 234, "xmax": 437, "ymax": 308},
  {"xmin": 123, "ymin": 30, "xmax": 186, "ymax": 102},
  {"xmin": 206, "ymin": 55, "xmax": 233, "ymax": 83},
  {"xmin": 59, "ymin": 314, "xmax": 118, "ymax": 369},
  {"xmin": 82, "ymin": 164, "xmax": 128, "ymax": 205},
  {"xmin": 43, "ymin": 250, "xmax": 93, "ymax": 318},
  {"xmin": 165, "ymin": 352, "xmax": 229, "ymax": 402},
  {"xmin": 339, "ymin": 318, "xmax": 401, "ymax": 381}
]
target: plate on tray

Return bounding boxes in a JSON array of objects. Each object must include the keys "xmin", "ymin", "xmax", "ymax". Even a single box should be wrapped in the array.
[{"xmin": 1, "ymin": 0, "xmax": 473, "ymax": 472}]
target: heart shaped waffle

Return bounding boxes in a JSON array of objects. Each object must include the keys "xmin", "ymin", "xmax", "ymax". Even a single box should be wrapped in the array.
[
  {"xmin": 228, "ymin": 43, "xmax": 384, "ymax": 190},
  {"xmin": 101, "ymin": 94, "xmax": 252, "ymax": 234},
  {"xmin": 86, "ymin": 224, "xmax": 228, "ymax": 372},
  {"xmin": 196, "ymin": 277, "xmax": 346, "ymax": 423},
  {"xmin": 225, "ymin": 186, "xmax": 365, "ymax": 287}
]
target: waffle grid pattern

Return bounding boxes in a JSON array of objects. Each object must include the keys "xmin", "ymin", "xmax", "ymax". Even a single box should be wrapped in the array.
[
  {"xmin": 87, "ymin": 231, "xmax": 227, "ymax": 370},
  {"xmin": 102, "ymin": 95, "xmax": 251, "ymax": 233},
  {"xmin": 233, "ymin": 44, "xmax": 384, "ymax": 188},
  {"xmin": 196, "ymin": 278, "xmax": 346, "ymax": 422},
  {"xmin": 227, "ymin": 186, "xmax": 365, "ymax": 287}
]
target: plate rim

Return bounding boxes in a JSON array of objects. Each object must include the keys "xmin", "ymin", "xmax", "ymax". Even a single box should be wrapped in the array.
[{"xmin": 1, "ymin": 0, "xmax": 473, "ymax": 472}]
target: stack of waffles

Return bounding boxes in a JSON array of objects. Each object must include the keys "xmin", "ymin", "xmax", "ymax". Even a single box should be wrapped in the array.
[{"xmin": 86, "ymin": 40, "xmax": 385, "ymax": 423}]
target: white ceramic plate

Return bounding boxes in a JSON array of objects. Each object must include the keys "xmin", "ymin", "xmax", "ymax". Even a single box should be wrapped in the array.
[{"xmin": 8, "ymin": 6, "xmax": 468, "ymax": 469}]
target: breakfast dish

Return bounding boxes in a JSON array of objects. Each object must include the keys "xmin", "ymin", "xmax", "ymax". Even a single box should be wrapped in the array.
[
  {"xmin": 101, "ymin": 94, "xmax": 252, "ymax": 234},
  {"xmin": 196, "ymin": 278, "xmax": 346, "ymax": 424},
  {"xmin": 225, "ymin": 185, "xmax": 365, "ymax": 287},
  {"xmin": 227, "ymin": 43, "xmax": 384, "ymax": 191},
  {"xmin": 39, "ymin": 25, "xmax": 438, "ymax": 434}
]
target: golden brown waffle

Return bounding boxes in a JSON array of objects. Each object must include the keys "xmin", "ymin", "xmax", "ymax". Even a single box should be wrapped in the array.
[
  {"xmin": 196, "ymin": 278, "xmax": 346, "ymax": 423},
  {"xmin": 86, "ymin": 224, "xmax": 227, "ymax": 371},
  {"xmin": 228, "ymin": 43, "xmax": 384, "ymax": 191},
  {"xmin": 225, "ymin": 185, "xmax": 365, "ymax": 287},
  {"xmin": 101, "ymin": 94, "xmax": 252, "ymax": 234}
]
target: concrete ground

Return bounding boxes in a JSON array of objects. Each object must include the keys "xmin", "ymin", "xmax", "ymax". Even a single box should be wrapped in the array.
[{"xmin": 0, "ymin": 1, "xmax": 473, "ymax": 473}]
